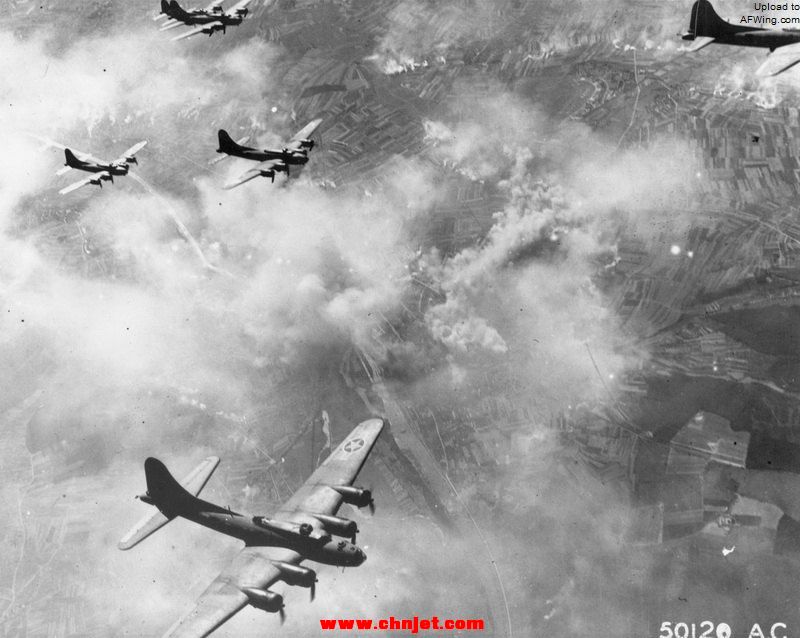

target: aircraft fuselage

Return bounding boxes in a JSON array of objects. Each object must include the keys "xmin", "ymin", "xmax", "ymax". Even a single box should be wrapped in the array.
[
  {"xmin": 73, "ymin": 162, "xmax": 129, "ymax": 176},
  {"xmin": 165, "ymin": 497, "xmax": 366, "ymax": 567},
  {"xmin": 227, "ymin": 147, "xmax": 310, "ymax": 165},
  {"xmin": 179, "ymin": 12, "xmax": 243, "ymax": 26},
  {"xmin": 685, "ymin": 28, "xmax": 800, "ymax": 49}
]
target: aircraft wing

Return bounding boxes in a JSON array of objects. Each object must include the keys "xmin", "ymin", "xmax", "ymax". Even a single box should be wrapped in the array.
[
  {"xmin": 58, "ymin": 171, "xmax": 109, "ymax": 195},
  {"xmin": 756, "ymin": 43, "xmax": 800, "ymax": 77},
  {"xmin": 222, "ymin": 159, "xmax": 282, "ymax": 189},
  {"xmin": 112, "ymin": 140, "xmax": 148, "ymax": 165},
  {"xmin": 227, "ymin": 0, "xmax": 253, "ymax": 14},
  {"xmin": 161, "ymin": 19, "xmax": 186, "ymax": 31},
  {"xmin": 172, "ymin": 21, "xmax": 222, "ymax": 40},
  {"xmin": 285, "ymin": 118, "xmax": 323, "ymax": 151},
  {"xmin": 204, "ymin": 0, "xmax": 224, "ymax": 9},
  {"xmin": 162, "ymin": 580, "xmax": 249, "ymax": 638},
  {"xmin": 161, "ymin": 419, "xmax": 383, "ymax": 637},
  {"xmin": 119, "ymin": 456, "xmax": 220, "ymax": 551},
  {"xmin": 55, "ymin": 165, "xmax": 73, "ymax": 176},
  {"xmin": 163, "ymin": 546, "xmax": 299, "ymax": 638},
  {"xmin": 276, "ymin": 418, "xmax": 385, "ymax": 518},
  {"xmin": 682, "ymin": 36, "xmax": 715, "ymax": 52}
]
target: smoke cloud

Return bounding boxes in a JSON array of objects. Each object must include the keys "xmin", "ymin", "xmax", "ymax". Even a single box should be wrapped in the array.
[{"xmin": 1, "ymin": 2, "xmax": 707, "ymax": 637}]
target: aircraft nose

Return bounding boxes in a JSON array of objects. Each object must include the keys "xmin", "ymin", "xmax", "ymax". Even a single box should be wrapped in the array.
[{"xmin": 358, "ymin": 549, "xmax": 366, "ymax": 563}]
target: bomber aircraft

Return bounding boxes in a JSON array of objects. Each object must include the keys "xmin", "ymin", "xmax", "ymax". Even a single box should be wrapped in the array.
[
  {"xmin": 681, "ymin": 0, "xmax": 800, "ymax": 76},
  {"xmin": 57, "ymin": 141, "xmax": 147, "ymax": 195},
  {"xmin": 119, "ymin": 418, "xmax": 384, "ymax": 637},
  {"xmin": 159, "ymin": 0, "xmax": 252, "ymax": 41},
  {"xmin": 217, "ymin": 118, "xmax": 323, "ymax": 189}
]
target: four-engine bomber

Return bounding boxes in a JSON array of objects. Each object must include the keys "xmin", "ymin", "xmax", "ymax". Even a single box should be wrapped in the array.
[{"xmin": 120, "ymin": 418, "xmax": 385, "ymax": 637}]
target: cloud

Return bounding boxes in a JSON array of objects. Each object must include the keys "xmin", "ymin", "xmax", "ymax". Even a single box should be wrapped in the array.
[
  {"xmin": 0, "ymin": 14, "xmax": 433, "ymax": 635},
  {"xmin": 367, "ymin": 0, "xmax": 692, "ymax": 74},
  {"xmin": 0, "ymin": 4, "xmax": 713, "ymax": 637},
  {"xmin": 414, "ymin": 85, "xmax": 693, "ymax": 411}
]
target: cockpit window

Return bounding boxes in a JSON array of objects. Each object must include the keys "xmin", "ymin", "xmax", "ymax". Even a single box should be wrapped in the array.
[{"xmin": 337, "ymin": 540, "xmax": 347, "ymax": 550}]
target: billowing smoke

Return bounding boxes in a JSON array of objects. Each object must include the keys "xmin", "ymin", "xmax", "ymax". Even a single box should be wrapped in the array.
[
  {"xmin": 416, "ymin": 85, "xmax": 694, "ymax": 410},
  {"xmin": 1, "ymin": 3, "xmax": 706, "ymax": 637}
]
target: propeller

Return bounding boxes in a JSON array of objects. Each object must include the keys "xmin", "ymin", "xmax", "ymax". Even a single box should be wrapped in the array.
[
  {"xmin": 279, "ymin": 606, "xmax": 286, "ymax": 624},
  {"xmin": 365, "ymin": 486, "xmax": 375, "ymax": 515},
  {"xmin": 310, "ymin": 580, "xmax": 316, "ymax": 602}
]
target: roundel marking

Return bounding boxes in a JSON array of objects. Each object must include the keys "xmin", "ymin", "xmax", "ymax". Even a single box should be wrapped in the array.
[{"xmin": 343, "ymin": 438, "xmax": 365, "ymax": 453}]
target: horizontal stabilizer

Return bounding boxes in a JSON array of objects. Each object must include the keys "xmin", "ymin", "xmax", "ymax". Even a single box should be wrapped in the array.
[
  {"xmin": 118, "ymin": 455, "xmax": 220, "ymax": 550},
  {"xmin": 118, "ymin": 508, "xmax": 172, "ymax": 551},
  {"xmin": 683, "ymin": 36, "xmax": 715, "ymax": 52},
  {"xmin": 179, "ymin": 455, "xmax": 221, "ymax": 495}
]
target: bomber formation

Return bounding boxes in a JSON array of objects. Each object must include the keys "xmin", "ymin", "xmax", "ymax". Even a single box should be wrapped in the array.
[
  {"xmin": 56, "ymin": 0, "xmax": 800, "ymax": 198},
  {"xmin": 53, "ymin": 1, "xmax": 800, "ymax": 637},
  {"xmin": 54, "ymin": 1, "xmax": 321, "ymax": 197}
]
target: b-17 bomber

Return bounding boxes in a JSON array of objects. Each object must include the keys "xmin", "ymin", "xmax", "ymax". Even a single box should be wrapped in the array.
[
  {"xmin": 682, "ymin": 0, "xmax": 800, "ymax": 76},
  {"xmin": 158, "ymin": 0, "xmax": 252, "ymax": 41},
  {"xmin": 119, "ymin": 418, "xmax": 384, "ymax": 637},
  {"xmin": 57, "ymin": 141, "xmax": 147, "ymax": 195},
  {"xmin": 217, "ymin": 118, "xmax": 323, "ymax": 189}
]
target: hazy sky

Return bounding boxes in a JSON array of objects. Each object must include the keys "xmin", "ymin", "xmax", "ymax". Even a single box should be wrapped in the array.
[{"xmin": 0, "ymin": 2, "xmax": 760, "ymax": 637}]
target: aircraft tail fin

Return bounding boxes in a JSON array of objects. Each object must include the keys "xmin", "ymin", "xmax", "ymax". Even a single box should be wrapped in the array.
[
  {"xmin": 64, "ymin": 148, "xmax": 83, "ymax": 168},
  {"xmin": 118, "ymin": 456, "xmax": 220, "ymax": 550},
  {"xmin": 217, "ymin": 129, "xmax": 246, "ymax": 154},
  {"xmin": 169, "ymin": 0, "xmax": 192, "ymax": 20},
  {"xmin": 145, "ymin": 457, "xmax": 197, "ymax": 511},
  {"xmin": 687, "ymin": 0, "xmax": 745, "ymax": 37},
  {"xmin": 160, "ymin": 0, "xmax": 171, "ymax": 15}
]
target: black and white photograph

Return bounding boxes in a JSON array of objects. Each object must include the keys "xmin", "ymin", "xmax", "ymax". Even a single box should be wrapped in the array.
[{"xmin": 5, "ymin": 1, "xmax": 800, "ymax": 636}]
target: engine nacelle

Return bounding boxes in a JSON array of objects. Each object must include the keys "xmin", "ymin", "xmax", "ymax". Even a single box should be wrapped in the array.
[
  {"xmin": 311, "ymin": 513, "xmax": 358, "ymax": 539},
  {"xmin": 242, "ymin": 587, "xmax": 283, "ymax": 613},
  {"xmin": 203, "ymin": 23, "xmax": 225, "ymax": 35},
  {"xmin": 125, "ymin": 155, "xmax": 138, "ymax": 165},
  {"xmin": 298, "ymin": 139, "xmax": 314, "ymax": 151},
  {"xmin": 236, "ymin": 7, "xmax": 249, "ymax": 16},
  {"xmin": 271, "ymin": 560, "xmax": 317, "ymax": 588},
  {"xmin": 331, "ymin": 485, "xmax": 373, "ymax": 509}
]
